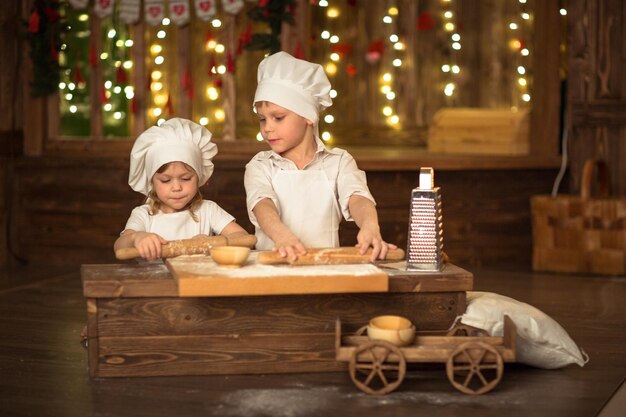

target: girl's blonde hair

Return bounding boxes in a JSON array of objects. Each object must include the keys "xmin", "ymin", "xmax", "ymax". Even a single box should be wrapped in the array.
[{"xmin": 147, "ymin": 162, "xmax": 202, "ymax": 222}]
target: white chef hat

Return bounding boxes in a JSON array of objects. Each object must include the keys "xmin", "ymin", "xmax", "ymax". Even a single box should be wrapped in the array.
[
  {"xmin": 253, "ymin": 51, "xmax": 332, "ymax": 135},
  {"xmin": 128, "ymin": 118, "xmax": 218, "ymax": 195}
]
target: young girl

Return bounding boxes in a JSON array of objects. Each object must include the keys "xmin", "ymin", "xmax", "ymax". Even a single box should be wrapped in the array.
[
  {"xmin": 114, "ymin": 118, "xmax": 248, "ymax": 260},
  {"xmin": 244, "ymin": 52, "xmax": 396, "ymax": 262}
]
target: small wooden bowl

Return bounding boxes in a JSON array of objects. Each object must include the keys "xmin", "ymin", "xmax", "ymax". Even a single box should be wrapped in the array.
[
  {"xmin": 210, "ymin": 246, "xmax": 251, "ymax": 268},
  {"xmin": 367, "ymin": 315, "xmax": 416, "ymax": 346}
]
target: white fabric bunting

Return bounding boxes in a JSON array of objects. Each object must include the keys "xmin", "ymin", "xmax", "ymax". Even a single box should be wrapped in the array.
[
  {"xmin": 144, "ymin": 0, "xmax": 165, "ymax": 26},
  {"xmin": 222, "ymin": 0, "xmax": 244, "ymax": 15},
  {"xmin": 94, "ymin": 0, "xmax": 115, "ymax": 18},
  {"xmin": 194, "ymin": 0, "xmax": 217, "ymax": 21},
  {"xmin": 169, "ymin": 0, "xmax": 191, "ymax": 26},
  {"xmin": 119, "ymin": 0, "xmax": 141, "ymax": 25},
  {"xmin": 68, "ymin": 0, "xmax": 89, "ymax": 9}
]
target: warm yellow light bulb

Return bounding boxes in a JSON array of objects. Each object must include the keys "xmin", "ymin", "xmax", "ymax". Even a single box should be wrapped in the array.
[
  {"xmin": 327, "ymin": 7, "xmax": 339, "ymax": 18},
  {"xmin": 325, "ymin": 63, "xmax": 337, "ymax": 75},
  {"xmin": 207, "ymin": 87, "xmax": 219, "ymax": 101},
  {"xmin": 214, "ymin": 109, "xmax": 225, "ymax": 121}
]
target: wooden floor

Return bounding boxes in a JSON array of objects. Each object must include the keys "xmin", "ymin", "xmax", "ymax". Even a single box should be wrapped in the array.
[{"xmin": 0, "ymin": 263, "xmax": 624, "ymax": 417}]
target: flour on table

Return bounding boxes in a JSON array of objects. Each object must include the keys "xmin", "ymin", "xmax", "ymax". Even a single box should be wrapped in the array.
[{"xmin": 168, "ymin": 252, "xmax": 385, "ymax": 278}]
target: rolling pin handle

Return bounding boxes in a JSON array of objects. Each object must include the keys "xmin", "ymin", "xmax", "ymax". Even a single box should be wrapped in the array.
[
  {"xmin": 115, "ymin": 247, "xmax": 141, "ymax": 260},
  {"xmin": 225, "ymin": 233, "xmax": 257, "ymax": 249}
]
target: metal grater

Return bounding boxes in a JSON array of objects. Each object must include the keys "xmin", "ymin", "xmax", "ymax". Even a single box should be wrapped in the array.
[{"xmin": 406, "ymin": 167, "xmax": 444, "ymax": 271}]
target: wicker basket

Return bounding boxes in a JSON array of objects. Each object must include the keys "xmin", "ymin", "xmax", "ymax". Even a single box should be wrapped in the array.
[{"xmin": 531, "ymin": 159, "xmax": 626, "ymax": 275}]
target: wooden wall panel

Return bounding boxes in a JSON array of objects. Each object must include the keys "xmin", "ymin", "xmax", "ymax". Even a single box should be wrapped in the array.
[
  {"xmin": 9, "ymin": 157, "xmax": 559, "ymax": 269},
  {"xmin": 568, "ymin": 0, "xmax": 626, "ymax": 196}
]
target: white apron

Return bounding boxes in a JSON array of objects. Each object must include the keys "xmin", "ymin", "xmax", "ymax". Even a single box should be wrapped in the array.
[{"xmin": 255, "ymin": 169, "xmax": 341, "ymax": 250}]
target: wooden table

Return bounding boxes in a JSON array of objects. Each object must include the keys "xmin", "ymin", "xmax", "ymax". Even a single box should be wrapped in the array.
[{"xmin": 81, "ymin": 260, "xmax": 473, "ymax": 378}]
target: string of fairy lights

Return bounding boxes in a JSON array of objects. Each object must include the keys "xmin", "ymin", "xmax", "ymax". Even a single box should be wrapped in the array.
[
  {"xmin": 509, "ymin": 0, "xmax": 531, "ymax": 107},
  {"xmin": 56, "ymin": 1, "xmax": 559, "ymax": 138},
  {"xmin": 441, "ymin": 0, "xmax": 461, "ymax": 99}
]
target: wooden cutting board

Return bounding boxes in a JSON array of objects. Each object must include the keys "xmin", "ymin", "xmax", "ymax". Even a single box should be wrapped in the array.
[{"xmin": 167, "ymin": 252, "xmax": 389, "ymax": 297}]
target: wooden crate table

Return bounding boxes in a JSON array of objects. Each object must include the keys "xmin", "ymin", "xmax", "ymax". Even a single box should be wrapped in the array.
[{"xmin": 81, "ymin": 258, "xmax": 473, "ymax": 378}]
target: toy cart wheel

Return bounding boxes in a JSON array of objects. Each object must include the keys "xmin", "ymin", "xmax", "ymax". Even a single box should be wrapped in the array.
[
  {"xmin": 446, "ymin": 323, "xmax": 489, "ymax": 337},
  {"xmin": 348, "ymin": 340, "xmax": 406, "ymax": 395},
  {"xmin": 446, "ymin": 341, "xmax": 503, "ymax": 395}
]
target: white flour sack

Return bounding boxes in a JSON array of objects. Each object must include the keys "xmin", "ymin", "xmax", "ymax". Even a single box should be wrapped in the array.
[{"xmin": 456, "ymin": 291, "xmax": 588, "ymax": 369}]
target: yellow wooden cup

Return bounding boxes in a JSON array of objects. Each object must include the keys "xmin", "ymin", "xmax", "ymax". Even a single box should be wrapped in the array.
[{"xmin": 367, "ymin": 315, "xmax": 416, "ymax": 346}]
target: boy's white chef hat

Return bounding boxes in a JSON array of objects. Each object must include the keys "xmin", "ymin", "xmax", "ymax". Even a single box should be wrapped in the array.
[
  {"xmin": 254, "ymin": 51, "xmax": 332, "ymax": 130},
  {"xmin": 128, "ymin": 118, "xmax": 218, "ymax": 195}
]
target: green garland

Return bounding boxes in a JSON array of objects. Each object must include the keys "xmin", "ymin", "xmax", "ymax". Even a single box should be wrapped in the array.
[
  {"xmin": 25, "ymin": 0, "xmax": 65, "ymax": 97},
  {"xmin": 246, "ymin": 0, "xmax": 297, "ymax": 54}
]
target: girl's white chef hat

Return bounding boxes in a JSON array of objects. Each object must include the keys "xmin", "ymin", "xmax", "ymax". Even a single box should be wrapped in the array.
[
  {"xmin": 253, "ymin": 51, "xmax": 332, "ymax": 133},
  {"xmin": 128, "ymin": 118, "xmax": 218, "ymax": 195}
]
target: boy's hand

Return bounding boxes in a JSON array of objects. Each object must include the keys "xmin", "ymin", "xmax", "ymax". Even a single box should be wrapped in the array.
[
  {"xmin": 272, "ymin": 232, "xmax": 307, "ymax": 263},
  {"xmin": 356, "ymin": 224, "xmax": 398, "ymax": 262},
  {"xmin": 133, "ymin": 232, "xmax": 168, "ymax": 261}
]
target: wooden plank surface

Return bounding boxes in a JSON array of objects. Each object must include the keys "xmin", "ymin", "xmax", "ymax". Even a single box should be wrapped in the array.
[
  {"xmin": 167, "ymin": 254, "xmax": 389, "ymax": 297},
  {"xmin": 81, "ymin": 261, "xmax": 473, "ymax": 297},
  {"xmin": 90, "ymin": 291, "xmax": 465, "ymax": 376}
]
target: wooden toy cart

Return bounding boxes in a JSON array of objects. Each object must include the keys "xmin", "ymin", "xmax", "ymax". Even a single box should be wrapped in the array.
[{"xmin": 335, "ymin": 316, "xmax": 517, "ymax": 395}]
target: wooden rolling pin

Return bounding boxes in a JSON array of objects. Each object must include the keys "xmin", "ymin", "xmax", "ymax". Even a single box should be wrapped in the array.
[
  {"xmin": 257, "ymin": 247, "xmax": 405, "ymax": 265},
  {"xmin": 115, "ymin": 233, "xmax": 257, "ymax": 260}
]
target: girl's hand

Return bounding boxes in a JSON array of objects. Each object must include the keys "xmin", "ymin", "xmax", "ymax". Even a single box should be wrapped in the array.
[{"xmin": 133, "ymin": 232, "xmax": 168, "ymax": 260}]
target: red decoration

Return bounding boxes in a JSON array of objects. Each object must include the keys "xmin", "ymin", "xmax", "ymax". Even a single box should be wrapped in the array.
[
  {"xmin": 258, "ymin": 0, "xmax": 269, "ymax": 7},
  {"xmin": 346, "ymin": 63, "xmax": 357, "ymax": 77},
  {"xmin": 416, "ymin": 11, "xmax": 435, "ymax": 31},
  {"xmin": 100, "ymin": 83, "xmax": 109, "ymax": 103},
  {"xmin": 89, "ymin": 40, "xmax": 98, "ymax": 67},
  {"xmin": 331, "ymin": 43, "xmax": 352, "ymax": 57},
  {"xmin": 237, "ymin": 23, "xmax": 253, "ymax": 55},
  {"xmin": 186, "ymin": 81, "xmax": 194, "ymax": 99},
  {"xmin": 226, "ymin": 52, "xmax": 236, "ymax": 74},
  {"xmin": 347, "ymin": 0, "xmax": 357, "ymax": 6},
  {"xmin": 165, "ymin": 93, "xmax": 174, "ymax": 115},
  {"xmin": 182, "ymin": 65, "xmax": 194, "ymax": 99},
  {"xmin": 365, "ymin": 39, "xmax": 384, "ymax": 64},
  {"xmin": 131, "ymin": 97, "xmax": 138, "ymax": 114},
  {"xmin": 293, "ymin": 41, "xmax": 304, "ymax": 59},
  {"xmin": 213, "ymin": 78, "xmax": 223, "ymax": 88},
  {"xmin": 205, "ymin": 29, "xmax": 214, "ymax": 47},
  {"xmin": 28, "ymin": 10, "xmax": 40, "ymax": 33},
  {"xmin": 43, "ymin": 7, "xmax": 61, "ymax": 22},
  {"xmin": 116, "ymin": 66, "xmax": 128, "ymax": 84},
  {"xmin": 50, "ymin": 35, "xmax": 58, "ymax": 61},
  {"xmin": 182, "ymin": 66, "xmax": 191, "ymax": 90},
  {"xmin": 208, "ymin": 53, "xmax": 217, "ymax": 76},
  {"xmin": 73, "ymin": 65, "xmax": 85, "ymax": 85}
]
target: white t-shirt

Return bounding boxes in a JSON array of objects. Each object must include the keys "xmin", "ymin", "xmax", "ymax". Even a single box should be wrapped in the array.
[
  {"xmin": 244, "ymin": 138, "xmax": 375, "ymax": 228},
  {"xmin": 123, "ymin": 200, "xmax": 235, "ymax": 241}
]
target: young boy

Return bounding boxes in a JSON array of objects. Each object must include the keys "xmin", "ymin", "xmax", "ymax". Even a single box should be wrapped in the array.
[{"xmin": 244, "ymin": 52, "xmax": 396, "ymax": 262}]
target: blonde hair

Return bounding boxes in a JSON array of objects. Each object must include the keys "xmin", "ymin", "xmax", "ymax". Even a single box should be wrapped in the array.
[{"xmin": 147, "ymin": 162, "xmax": 203, "ymax": 222}]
